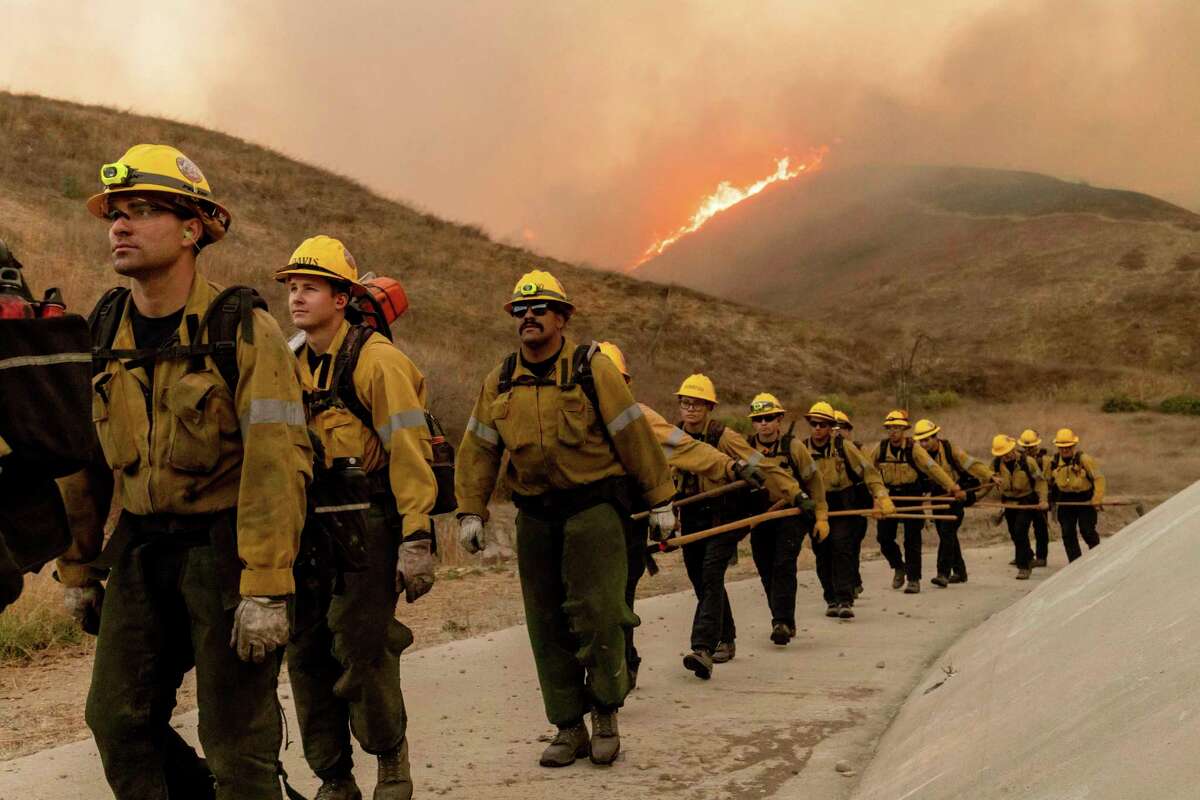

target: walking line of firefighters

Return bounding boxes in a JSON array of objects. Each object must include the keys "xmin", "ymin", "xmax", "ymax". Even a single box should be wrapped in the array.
[{"xmin": 30, "ymin": 145, "xmax": 1108, "ymax": 799}]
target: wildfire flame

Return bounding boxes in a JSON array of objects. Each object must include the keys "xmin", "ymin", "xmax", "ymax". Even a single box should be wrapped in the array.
[{"xmin": 632, "ymin": 146, "xmax": 829, "ymax": 268}]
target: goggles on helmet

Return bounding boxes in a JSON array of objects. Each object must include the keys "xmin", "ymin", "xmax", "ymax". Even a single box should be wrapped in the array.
[
  {"xmin": 99, "ymin": 161, "xmax": 212, "ymax": 198},
  {"xmin": 750, "ymin": 399, "xmax": 780, "ymax": 414}
]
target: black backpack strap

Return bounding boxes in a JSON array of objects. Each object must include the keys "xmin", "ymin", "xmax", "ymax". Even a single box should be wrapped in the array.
[
  {"xmin": 330, "ymin": 325, "xmax": 374, "ymax": 432},
  {"xmin": 875, "ymin": 438, "xmax": 889, "ymax": 465},
  {"xmin": 198, "ymin": 286, "xmax": 267, "ymax": 395},
  {"xmin": 779, "ymin": 422, "xmax": 799, "ymax": 478},
  {"xmin": 942, "ymin": 440, "xmax": 967, "ymax": 481},
  {"xmin": 88, "ymin": 287, "xmax": 132, "ymax": 376},
  {"xmin": 497, "ymin": 352, "xmax": 518, "ymax": 395},
  {"xmin": 705, "ymin": 419, "xmax": 726, "ymax": 448},
  {"xmin": 569, "ymin": 342, "xmax": 603, "ymax": 416},
  {"xmin": 834, "ymin": 436, "xmax": 863, "ymax": 483}
]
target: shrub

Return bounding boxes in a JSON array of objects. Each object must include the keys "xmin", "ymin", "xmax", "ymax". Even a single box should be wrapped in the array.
[
  {"xmin": 817, "ymin": 394, "xmax": 855, "ymax": 416},
  {"xmin": 1175, "ymin": 253, "xmax": 1200, "ymax": 272},
  {"xmin": 1101, "ymin": 394, "xmax": 1148, "ymax": 413},
  {"xmin": 1160, "ymin": 394, "xmax": 1200, "ymax": 416},
  {"xmin": 719, "ymin": 414, "xmax": 753, "ymax": 435},
  {"xmin": 1118, "ymin": 248, "xmax": 1147, "ymax": 271},
  {"xmin": 917, "ymin": 389, "xmax": 961, "ymax": 410},
  {"xmin": 0, "ymin": 582, "xmax": 84, "ymax": 663}
]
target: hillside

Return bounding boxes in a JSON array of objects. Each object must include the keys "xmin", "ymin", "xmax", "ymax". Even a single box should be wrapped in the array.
[
  {"xmin": 635, "ymin": 165, "xmax": 1200, "ymax": 398},
  {"xmin": 0, "ymin": 92, "xmax": 876, "ymax": 432}
]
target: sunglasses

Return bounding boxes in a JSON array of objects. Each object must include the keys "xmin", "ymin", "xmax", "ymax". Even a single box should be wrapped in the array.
[
  {"xmin": 809, "ymin": 420, "xmax": 833, "ymax": 429},
  {"xmin": 510, "ymin": 302, "xmax": 551, "ymax": 318},
  {"xmin": 753, "ymin": 414, "xmax": 784, "ymax": 423}
]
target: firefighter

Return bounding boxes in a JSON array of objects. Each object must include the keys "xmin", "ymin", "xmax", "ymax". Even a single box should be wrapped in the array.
[
  {"xmin": 594, "ymin": 342, "xmax": 762, "ymax": 689},
  {"xmin": 277, "ymin": 236, "xmax": 436, "ymax": 800},
  {"xmin": 1047, "ymin": 428, "xmax": 1106, "ymax": 562},
  {"xmin": 804, "ymin": 402, "xmax": 891, "ymax": 617},
  {"xmin": 744, "ymin": 393, "xmax": 828, "ymax": 639},
  {"xmin": 864, "ymin": 410, "xmax": 964, "ymax": 594},
  {"xmin": 58, "ymin": 144, "xmax": 312, "ymax": 799},
  {"xmin": 912, "ymin": 419, "xmax": 993, "ymax": 586},
  {"xmin": 455, "ymin": 272, "xmax": 674, "ymax": 767},
  {"xmin": 832, "ymin": 409, "xmax": 871, "ymax": 594},
  {"xmin": 991, "ymin": 434, "xmax": 1049, "ymax": 579},
  {"xmin": 671, "ymin": 375, "xmax": 801, "ymax": 677},
  {"xmin": 1018, "ymin": 429, "xmax": 1052, "ymax": 567}
]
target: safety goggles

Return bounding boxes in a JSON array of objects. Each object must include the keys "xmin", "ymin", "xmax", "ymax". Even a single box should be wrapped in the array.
[
  {"xmin": 99, "ymin": 162, "xmax": 211, "ymax": 197},
  {"xmin": 102, "ymin": 197, "xmax": 185, "ymax": 222},
  {"xmin": 749, "ymin": 400, "xmax": 780, "ymax": 415},
  {"xmin": 510, "ymin": 302, "xmax": 551, "ymax": 318}
]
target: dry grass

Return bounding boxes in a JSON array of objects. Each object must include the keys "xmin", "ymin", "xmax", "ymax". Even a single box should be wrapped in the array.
[{"xmin": 0, "ymin": 573, "xmax": 88, "ymax": 663}]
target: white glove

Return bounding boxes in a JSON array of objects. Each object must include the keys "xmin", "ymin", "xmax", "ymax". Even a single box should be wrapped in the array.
[
  {"xmin": 648, "ymin": 503, "xmax": 677, "ymax": 541},
  {"xmin": 458, "ymin": 515, "xmax": 485, "ymax": 554},
  {"xmin": 229, "ymin": 596, "xmax": 289, "ymax": 663},
  {"xmin": 63, "ymin": 584, "xmax": 104, "ymax": 632}
]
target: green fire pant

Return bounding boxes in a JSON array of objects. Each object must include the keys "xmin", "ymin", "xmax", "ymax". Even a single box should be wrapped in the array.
[
  {"xmin": 516, "ymin": 501, "xmax": 635, "ymax": 726},
  {"xmin": 85, "ymin": 513, "xmax": 283, "ymax": 800},
  {"xmin": 286, "ymin": 500, "xmax": 411, "ymax": 781}
]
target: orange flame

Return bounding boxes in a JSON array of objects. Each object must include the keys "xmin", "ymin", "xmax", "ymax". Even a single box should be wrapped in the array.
[{"xmin": 632, "ymin": 146, "xmax": 829, "ymax": 269}]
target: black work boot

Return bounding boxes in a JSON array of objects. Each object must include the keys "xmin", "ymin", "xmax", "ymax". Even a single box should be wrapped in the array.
[
  {"xmin": 711, "ymin": 641, "xmax": 736, "ymax": 663},
  {"xmin": 770, "ymin": 623, "xmax": 791, "ymax": 645},
  {"xmin": 948, "ymin": 572, "xmax": 967, "ymax": 584},
  {"xmin": 539, "ymin": 722, "xmax": 590, "ymax": 768},
  {"xmin": 1016, "ymin": 567, "xmax": 1032, "ymax": 580},
  {"xmin": 683, "ymin": 648, "xmax": 714, "ymax": 679},
  {"xmin": 375, "ymin": 738, "xmax": 413, "ymax": 800},
  {"xmin": 1031, "ymin": 558, "xmax": 1047, "ymax": 568},
  {"xmin": 315, "ymin": 776, "xmax": 363, "ymax": 800},
  {"xmin": 589, "ymin": 709, "xmax": 621, "ymax": 765},
  {"xmin": 892, "ymin": 569, "xmax": 906, "ymax": 589},
  {"xmin": 931, "ymin": 575, "xmax": 949, "ymax": 588},
  {"xmin": 838, "ymin": 604, "xmax": 855, "ymax": 619},
  {"xmin": 904, "ymin": 580, "xmax": 920, "ymax": 594},
  {"xmin": 825, "ymin": 603, "xmax": 839, "ymax": 618}
]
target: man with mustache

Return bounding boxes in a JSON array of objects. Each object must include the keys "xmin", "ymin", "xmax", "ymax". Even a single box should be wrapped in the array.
[{"xmin": 455, "ymin": 271, "xmax": 675, "ymax": 768}]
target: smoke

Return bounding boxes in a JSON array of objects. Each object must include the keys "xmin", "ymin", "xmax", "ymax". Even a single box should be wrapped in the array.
[{"xmin": 3, "ymin": 0, "xmax": 1197, "ymax": 268}]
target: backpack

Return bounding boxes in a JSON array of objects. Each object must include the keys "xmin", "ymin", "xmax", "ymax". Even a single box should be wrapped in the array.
[
  {"xmin": 300, "ymin": 324, "xmax": 457, "ymax": 515},
  {"xmin": 498, "ymin": 341, "xmax": 604, "ymax": 422},
  {"xmin": 993, "ymin": 454, "xmax": 1036, "ymax": 494},
  {"xmin": 754, "ymin": 422, "xmax": 800, "ymax": 481},
  {"xmin": 941, "ymin": 440, "xmax": 980, "ymax": 489},
  {"xmin": 875, "ymin": 438, "xmax": 917, "ymax": 469}
]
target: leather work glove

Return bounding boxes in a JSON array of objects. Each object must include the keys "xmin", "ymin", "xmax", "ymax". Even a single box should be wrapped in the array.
[
  {"xmin": 793, "ymin": 493, "xmax": 816, "ymax": 518},
  {"xmin": 952, "ymin": 485, "xmax": 968, "ymax": 502},
  {"xmin": 458, "ymin": 514, "xmax": 485, "ymax": 554},
  {"xmin": 396, "ymin": 537, "xmax": 435, "ymax": 603},
  {"xmin": 730, "ymin": 459, "xmax": 766, "ymax": 489},
  {"xmin": 814, "ymin": 519, "xmax": 830, "ymax": 542},
  {"xmin": 229, "ymin": 596, "xmax": 289, "ymax": 664},
  {"xmin": 648, "ymin": 504, "xmax": 677, "ymax": 541},
  {"xmin": 63, "ymin": 583, "xmax": 105, "ymax": 635},
  {"xmin": 876, "ymin": 496, "xmax": 896, "ymax": 519}
]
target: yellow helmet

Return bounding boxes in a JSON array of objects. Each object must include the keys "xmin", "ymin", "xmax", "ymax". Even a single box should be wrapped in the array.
[
  {"xmin": 912, "ymin": 418, "xmax": 941, "ymax": 441},
  {"xmin": 883, "ymin": 409, "xmax": 910, "ymax": 429},
  {"xmin": 504, "ymin": 269, "xmax": 573, "ymax": 313},
  {"xmin": 597, "ymin": 341, "xmax": 630, "ymax": 380},
  {"xmin": 833, "ymin": 409, "xmax": 852, "ymax": 429},
  {"xmin": 86, "ymin": 144, "xmax": 231, "ymax": 245},
  {"xmin": 1053, "ymin": 428, "xmax": 1080, "ymax": 447},
  {"xmin": 991, "ymin": 434, "xmax": 1017, "ymax": 457},
  {"xmin": 805, "ymin": 401, "xmax": 836, "ymax": 423},
  {"xmin": 748, "ymin": 392, "xmax": 786, "ymax": 419},
  {"xmin": 677, "ymin": 373, "xmax": 717, "ymax": 404},
  {"xmin": 1019, "ymin": 429, "xmax": 1042, "ymax": 448},
  {"xmin": 275, "ymin": 235, "xmax": 365, "ymax": 292}
]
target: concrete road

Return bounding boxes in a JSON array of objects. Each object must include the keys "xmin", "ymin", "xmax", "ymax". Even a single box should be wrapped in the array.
[
  {"xmin": 1, "ymin": 544, "xmax": 1042, "ymax": 799},
  {"xmin": 853, "ymin": 483, "xmax": 1200, "ymax": 800}
]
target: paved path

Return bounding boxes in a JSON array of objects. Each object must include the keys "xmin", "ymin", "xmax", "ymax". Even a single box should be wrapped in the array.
[{"xmin": 0, "ymin": 544, "xmax": 1044, "ymax": 799}]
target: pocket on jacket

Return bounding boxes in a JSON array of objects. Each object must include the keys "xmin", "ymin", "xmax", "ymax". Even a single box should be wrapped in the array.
[
  {"xmin": 165, "ymin": 371, "xmax": 222, "ymax": 473},
  {"xmin": 557, "ymin": 387, "xmax": 590, "ymax": 447},
  {"xmin": 491, "ymin": 393, "xmax": 535, "ymax": 450},
  {"xmin": 92, "ymin": 371, "xmax": 141, "ymax": 470}
]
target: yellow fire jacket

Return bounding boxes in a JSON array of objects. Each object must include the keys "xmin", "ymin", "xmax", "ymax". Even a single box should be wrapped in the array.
[
  {"xmin": 299, "ymin": 320, "xmax": 436, "ymax": 536},
  {"xmin": 641, "ymin": 403, "xmax": 736, "ymax": 483},
  {"xmin": 864, "ymin": 438, "xmax": 957, "ymax": 492},
  {"xmin": 58, "ymin": 275, "xmax": 312, "ymax": 595},
  {"xmin": 672, "ymin": 419, "xmax": 800, "ymax": 508},
  {"xmin": 1048, "ymin": 452, "xmax": 1106, "ymax": 501},
  {"xmin": 805, "ymin": 436, "xmax": 887, "ymax": 498},
  {"xmin": 456, "ymin": 339, "xmax": 673, "ymax": 520},
  {"xmin": 926, "ymin": 439, "xmax": 994, "ymax": 486},
  {"xmin": 747, "ymin": 433, "xmax": 829, "ymax": 521},
  {"xmin": 994, "ymin": 455, "xmax": 1049, "ymax": 503}
]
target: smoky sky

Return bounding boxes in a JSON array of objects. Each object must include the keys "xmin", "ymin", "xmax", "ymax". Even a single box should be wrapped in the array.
[{"xmin": 4, "ymin": 0, "xmax": 1198, "ymax": 268}]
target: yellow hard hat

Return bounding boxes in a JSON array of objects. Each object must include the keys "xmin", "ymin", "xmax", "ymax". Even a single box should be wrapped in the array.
[
  {"xmin": 677, "ymin": 373, "xmax": 717, "ymax": 404},
  {"xmin": 274, "ymin": 235, "xmax": 366, "ymax": 292},
  {"xmin": 1019, "ymin": 429, "xmax": 1042, "ymax": 448},
  {"xmin": 912, "ymin": 418, "xmax": 941, "ymax": 441},
  {"xmin": 883, "ymin": 409, "xmax": 910, "ymax": 429},
  {"xmin": 833, "ymin": 409, "xmax": 852, "ymax": 429},
  {"xmin": 748, "ymin": 392, "xmax": 786, "ymax": 419},
  {"xmin": 597, "ymin": 341, "xmax": 630, "ymax": 380},
  {"xmin": 86, "ymin": 144, "xmax": 232, "ymax": 245},
  {"xmin": 805, "ymin": 401, "xmax": 836, "ymax": 422},
  {"xmin": 991, "ymin": 434, "xmax": 1017, "ymax": 457},
  {"xmin": 504, "ymin": 270, "xmax": 573, "ymax": 312},
  {"xmin": 1053, "ymin": 428, "xmax": 1080, "ymax": 447}
]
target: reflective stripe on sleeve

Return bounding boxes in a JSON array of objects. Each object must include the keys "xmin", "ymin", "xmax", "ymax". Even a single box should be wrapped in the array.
[
  {"xmin": 606, "ymin": 402, "xmax": 644, "ymax": 437},
  {"xmin": 466, "ymin": 415, "xmax": 500, "ymax": 446},
  {"xmin": 242, "ymin": 398, "xmax": 305, "ymax": 428},
  {"xmin": 376, "ymin": 408, "xmax": 427, "ymax": 448},
  {"xmin": 0, "ymin": 352, "xmax": 92, "ymax": 371},
  {"xmin": 746, "ymin": 451, "xmax": 764, "ymax": 466}
]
